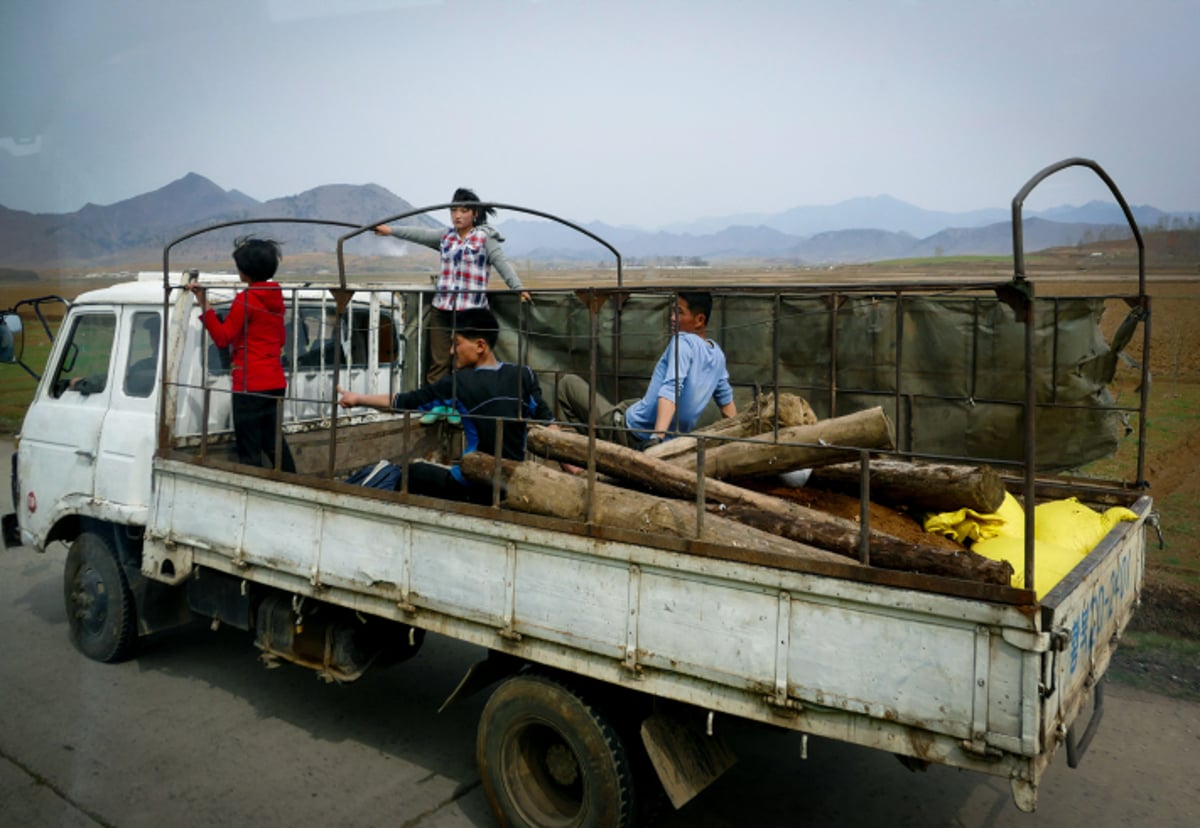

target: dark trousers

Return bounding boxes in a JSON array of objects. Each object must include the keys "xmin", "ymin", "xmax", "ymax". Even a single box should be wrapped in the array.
[
  {"xmin": 426, "ymin": 307, "xmax": 456, "ymax": 385},
  {"xmin": 555, "ymin": 373, "xmax": 640, "ymax": 448},
  {"xmin": 398, "ymin": 461, "xmax": 491, "ymax": 505},
  {"xmin": 231, "ymin": 388, "xmax": 296, "ymax": 473}
]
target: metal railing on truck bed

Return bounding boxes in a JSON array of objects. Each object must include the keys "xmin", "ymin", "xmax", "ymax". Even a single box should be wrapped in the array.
[{"xmin": 156, "ymin": 159, "xmax": 1151, "ymax": 600}]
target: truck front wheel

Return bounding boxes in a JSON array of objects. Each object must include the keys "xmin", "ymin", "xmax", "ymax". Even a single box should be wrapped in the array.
[
  {"xmin": 64, "ymin": 532, "xmax": 137, "ymax": 662},
  {"xmin": 477, "ymin": 673, "xmax": 636, "ymax": 828}
]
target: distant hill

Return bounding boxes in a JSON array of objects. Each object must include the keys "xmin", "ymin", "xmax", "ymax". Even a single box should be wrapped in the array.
[
  {"xmin": 0, "ymin": 173, "xmax": 439, "ymax": 269},
  {"xmin": 496, "ymin": 215, "xmax": 1137, "ymax": 264},
  {"xmin": 665, "ymin": 195, "xmax": 1009, "ymax": 238},
  {"xmin": 0, "ymin": 175, "xmax": 1192, "ymax": 270},
  {"xmin": 0, "ymin": 267, "xmax": 38, "ymax": 282},
  {"xmin": 661, "ymin": 195, "xmax": 1177, "ymax": 238}
]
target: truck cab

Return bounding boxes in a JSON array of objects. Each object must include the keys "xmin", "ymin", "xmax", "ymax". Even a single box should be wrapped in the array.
[
  {"xmin": 5, "ymin": 273, "xmax": 408, "ymax": 553},
  {"xmin": 14, "ymin": 284, "xmax": 162, "ymax": 551}
]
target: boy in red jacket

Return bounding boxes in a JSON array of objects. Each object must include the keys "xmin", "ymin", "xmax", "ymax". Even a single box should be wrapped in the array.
[{"xmin": 187, "ymin": 237, "xmax": 296, "ymax": 472}]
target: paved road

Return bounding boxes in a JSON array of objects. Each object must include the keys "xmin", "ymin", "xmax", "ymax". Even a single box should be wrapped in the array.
[{"xmin": 0, "ymin": 441, "xmax": 1196, "ymax": 827}]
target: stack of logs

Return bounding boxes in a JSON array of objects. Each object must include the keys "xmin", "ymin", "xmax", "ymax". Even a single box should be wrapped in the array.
[{"xmin": 459, "ymin": 393, "xmax": 1014, "ymax": 586}]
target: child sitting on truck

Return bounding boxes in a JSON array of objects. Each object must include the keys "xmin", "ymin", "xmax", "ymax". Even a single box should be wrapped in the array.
[
  {"xmin": 186, "ymin": 237, "xmax": 296, "ymax": 473},
  {"xmin": 336, "ymin": 307, "xmax": 555, "ymax": 503},
  {"xmin": 557, "ymin": 290, "xmax": 737, "ymax": 449}
]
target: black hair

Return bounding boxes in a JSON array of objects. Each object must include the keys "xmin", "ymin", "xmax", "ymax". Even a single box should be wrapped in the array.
[
  {"xmin": 452, "ymin": 187, "xmax": 496, "ymax": 227},
  {"xmin": 452, "ymin": 307, "xmax": 500, "ymax": 350},
  {"xmin": 232, "ymin": 236, "xmax": 282, "ymax": 282},
  {"xmin": 678, "ymin": 290, "xmax": 714, "ymax": 321}
]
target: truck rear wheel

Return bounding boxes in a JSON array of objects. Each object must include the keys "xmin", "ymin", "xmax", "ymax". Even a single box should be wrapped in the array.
[
  {"xmin": 477, "ymin": 673, "xmax": 636, "ymax": 828},
  {"xmin": 64, "ymin": 532, "xmax": 137, "ymax": 663}
]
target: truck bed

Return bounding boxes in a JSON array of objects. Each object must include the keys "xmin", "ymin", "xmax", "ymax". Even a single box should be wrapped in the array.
[{"xmin": 142, "ymin": 446, "xmax": 1149, "ymax": 810}]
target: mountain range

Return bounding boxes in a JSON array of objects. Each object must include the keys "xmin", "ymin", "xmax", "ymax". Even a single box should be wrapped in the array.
[{"xmin": 0, "ymin": 173, "xmax": 1188, "ymax": 271}]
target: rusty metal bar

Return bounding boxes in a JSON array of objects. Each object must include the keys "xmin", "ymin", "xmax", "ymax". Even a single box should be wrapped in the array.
[
  {"xmin": 274, "ymin": 394, "xmax": 284, "ymax": 471},
  {"xmin": 492, "ymin": 417, "xmax": 505, "ymax": 508},
  {"xmin": 199, "ymin": 388, "xmax": 211, "ymax": 461},
  {"xmin": 334, "ymin": 202, "xmax": 623, "ymax": 291},
  {"xmin": 1050, "ymin": 298, "xmax": 1061, "ymax": 405},
  {"xmin": 895, "ymin": 291, "xmax": 905, "ymax": 452},
  {"xmin": 1136, "ymin": 295, "xmax": 1151, "ymax": 487},
  {"xmin": 1022, "ymin": 287, "xmax": 1038, "ymax": 596},
  {"xmin": 400, "ymin": 411, "xmax": 411, "ymax": 495},
  {"xmin": 772, "ymin": 292, "xmax": 782, "ymax": 441},
  {"xmin": 829, "ymin": 292, "xmax": 840, "ymax": 417},
  {"xmin": 1007, "ymin": 156, "xmax": 1150, "ymax": 590},
  {"xmin": 586, "ymin": 288, "xmax": 598, "ymax": 524},
  {"xmin": 858, "ymin": 449, "xmax": 871, "ymax": 565},
  {"xmin": 1011, "ymin": 157, "xmax": 1144, "ymax": 294},
  {"xmin": 325, "ymin": 305, "xmax": 345, "ymax": 480},
  {"xmin": 671, "ymin": 290, "xmax": 681, "ymax": 437}
]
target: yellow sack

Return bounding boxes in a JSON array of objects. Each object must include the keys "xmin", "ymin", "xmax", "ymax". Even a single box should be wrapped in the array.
[
  {"xmin": 923, "ymin": 491, "xmax": 1024, "ymax": 544},
  {"xmin": 927, "ymin": 494, "xmax": 1138, "ymax": 596},
  {"xmin": 1033, "ymin": 497, "xmax": 1138, "ymax": 557},
  {"xmin": 972, "ymin": 535, "xmax": 1081, "ymax": 593}
]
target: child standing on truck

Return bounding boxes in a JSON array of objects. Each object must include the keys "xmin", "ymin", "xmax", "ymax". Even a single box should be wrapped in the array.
[
  {"xmin": 187, "ymin": 237, "xmax": 296, "ymax": 473},
  {"xmin": 336, "ymin": 308, "xmax": 552, "ymax": 502},
  {"xmin": 373, "ymin": 187, "xmax": 529, "ymax": 384}
]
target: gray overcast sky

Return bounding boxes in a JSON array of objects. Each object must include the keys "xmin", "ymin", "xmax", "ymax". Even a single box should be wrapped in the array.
[{"xmin": 1, "ymin": 0, "xmax": 1197, "ymax": 228}]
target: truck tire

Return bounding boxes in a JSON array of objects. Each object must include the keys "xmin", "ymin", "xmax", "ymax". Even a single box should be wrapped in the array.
[
  {"xmin": 477, "ymin": 673, "xmax": 636, "ymax": 828},
  {"xmin": 64, "ymin": 531, "xmax": 137, "ymax": 663}
]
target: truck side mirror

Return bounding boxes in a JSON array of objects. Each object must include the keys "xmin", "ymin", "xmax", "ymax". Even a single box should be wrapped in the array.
[{"xmin": 0, "ymin": 313, "xmax": 21, "ymax": 363}]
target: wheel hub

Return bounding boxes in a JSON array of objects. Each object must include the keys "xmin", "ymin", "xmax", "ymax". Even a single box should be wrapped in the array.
[
  {"xmin": 72, "ymin": 566, "xmax": 107, "ymax": 630},
  {"xmin": 545, "ymin": 742, "xmax": 579, "ymax": 787}
]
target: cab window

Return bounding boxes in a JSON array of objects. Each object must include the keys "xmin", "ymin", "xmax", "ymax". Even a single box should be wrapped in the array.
[
  {"xmin": 288, "ymin": 305, "xmax": 400, "ymax": 369},
  {"xmin": 50, "ymin": 312, "xmax": 117, "ymax": 398},
  {"xmin": 123, "ymin": 312, "xmax": 161, "ymax": 397}
]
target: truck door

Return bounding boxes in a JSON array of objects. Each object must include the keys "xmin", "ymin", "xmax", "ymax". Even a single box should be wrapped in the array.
[
  {"xmin": 17, "ymin": 309, "xmax": 116, "ymax": 549},
  {"xmin": 94, "ymin": 310, "xmax": 161, "ymax": 510}
]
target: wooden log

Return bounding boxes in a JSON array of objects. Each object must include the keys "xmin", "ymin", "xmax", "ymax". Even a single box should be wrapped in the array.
[
  {"xmin": 525, "ymin": 427, "xmax": 1013, "ymax": 585},
  {"xmin": 673, "ymin": 406, "xmax": 896, "ymax": 479},
  {"xmin": 807, "ymin": 459, "xmax": 1007, "ymax": 514},
  {"xmin": 643, "ymin": 392, "xmax": 818, "ymax": 462},
  {"xmin": 459, "ymin": 453, "xmax": 852, "ymax": 567},
  {"xmin": 712, "ymin": 503, "xmax": 1010, "ymax": 584}
]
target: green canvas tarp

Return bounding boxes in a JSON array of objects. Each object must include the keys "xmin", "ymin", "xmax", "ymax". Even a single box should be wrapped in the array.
[{"xmin": 398, "ymin": 287, "xmax": 1135, "ymax": 472}]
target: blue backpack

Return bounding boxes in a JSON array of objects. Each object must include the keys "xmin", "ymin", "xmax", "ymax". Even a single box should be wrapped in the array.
[{"xmin": 345, "ymin": 460, "xmax": 403, "ymax": 490}]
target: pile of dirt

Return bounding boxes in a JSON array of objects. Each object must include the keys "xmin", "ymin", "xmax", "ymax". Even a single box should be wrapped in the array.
[
  {"xmin": 1130, "ymin": 573, "xmax": 1200, "ymax": 639},
  {"xmin": 1109, "ymin": 569, "xmax": 1200, "ymax": 701},
  {"xmin": 1110, "ymin": 639, "xmax": 1200, "ymax": 702}
]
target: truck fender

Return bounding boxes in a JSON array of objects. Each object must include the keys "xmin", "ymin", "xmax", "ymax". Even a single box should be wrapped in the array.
[
  {"xmin": 438, "ymin": 649, "xmax": 525, "ymax": 713},
  {"xmin": 31, "ymin": 497, "xmax": 148, "ymax": 553},
  {"xmin": 77, "ymin": 517, "xmax": 192, "ymax": 637},
  {"xmin": 639, "ymin": 704, "xmax": 737, "ymax": 810}
]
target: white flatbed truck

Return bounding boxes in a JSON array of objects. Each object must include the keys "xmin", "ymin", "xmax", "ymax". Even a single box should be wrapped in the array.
[{"xmin": 1, "ymin": 161, "xmax": 1157, "ymax": 825}]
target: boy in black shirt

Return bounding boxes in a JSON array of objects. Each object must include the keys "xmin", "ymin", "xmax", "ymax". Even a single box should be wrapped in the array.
[{"xmin": 337, "ymin": 308, "xmax": 553, "ymax": 501}]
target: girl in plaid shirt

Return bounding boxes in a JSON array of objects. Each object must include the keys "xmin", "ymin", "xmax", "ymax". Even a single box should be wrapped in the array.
[{"xmin": 375, "ymin": 187, "xmax": 528, "ymax": 383}]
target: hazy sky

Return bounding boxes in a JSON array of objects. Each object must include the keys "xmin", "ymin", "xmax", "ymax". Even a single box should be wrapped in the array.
[{"xmin": 2, "ymin": 0, "xmax": 1197, "ymax": 228}]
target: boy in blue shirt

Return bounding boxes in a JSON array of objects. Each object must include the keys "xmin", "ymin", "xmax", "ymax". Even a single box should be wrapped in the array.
[{"xmin": 557, "ymin": 291, "xmax": 737, "ymax": 449}]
